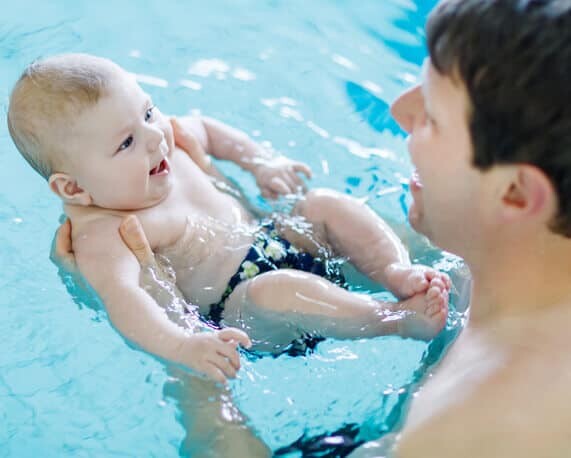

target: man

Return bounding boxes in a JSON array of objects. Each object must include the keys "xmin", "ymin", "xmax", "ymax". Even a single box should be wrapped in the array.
[
  {"xmin": 352, "ymin": 0, "xmax": 571, "ymax": 456},
  {"xmin": 55, "ymin": 0, "xmax": 571, "ymax": 456}
]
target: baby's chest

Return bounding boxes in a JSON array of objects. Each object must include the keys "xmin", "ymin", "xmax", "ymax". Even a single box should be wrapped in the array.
[{"xmin": 138, "ymin": 200, "xmax": 195, "ymax": 252}]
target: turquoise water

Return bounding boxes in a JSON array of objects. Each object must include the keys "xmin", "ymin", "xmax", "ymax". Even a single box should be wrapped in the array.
[{"xmin": 0, "ymin": 1, "xmax": 467, "ymax": 456}]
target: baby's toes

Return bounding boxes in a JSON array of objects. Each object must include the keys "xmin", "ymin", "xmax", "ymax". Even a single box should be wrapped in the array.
[
  {"xmin": 437, "ymin": 272, "xmax": 452, "ymax": 291},
  {"xmin": 424, "ymin": 269, "xmax": 450, "ymax": 288},
  {"xmin": 407, "ymin": 271, "xmax": 430, "ymax": 294},
  {"xmin": 426, "ymin": 285, "xmax": 449, "ymax": 316},
  {"xmin": 427, "ymin": 276, "xmax": 447, "ymax": 293}
]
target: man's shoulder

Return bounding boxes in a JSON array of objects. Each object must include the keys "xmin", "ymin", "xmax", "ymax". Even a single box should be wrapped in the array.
[{"xmin": 397, "ymin": 317, "xmax": 571, "ymax": 457}]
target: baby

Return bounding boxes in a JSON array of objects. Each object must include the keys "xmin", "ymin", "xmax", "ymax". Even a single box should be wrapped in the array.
[{"xmin": 8, "ymin": 53, "xmax": 450, "ymax": 383}]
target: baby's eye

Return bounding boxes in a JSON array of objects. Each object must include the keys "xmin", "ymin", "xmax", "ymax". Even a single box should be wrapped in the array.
[
  {"xmin": 145, "ymin": 106, "xmax": 155, "ymax": 122},
  {"xmin": 118, "ymin": 135, "xmax": 133, "ymax": 152}
]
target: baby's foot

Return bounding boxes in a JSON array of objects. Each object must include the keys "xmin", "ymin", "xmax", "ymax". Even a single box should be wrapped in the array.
[
  {"xmin": 389, "ymin": 278, "xmax": 449, "ymax": 340},
  {"xmin": 384, "ymin": 262, "xmax": 451, "ymax": 300}
]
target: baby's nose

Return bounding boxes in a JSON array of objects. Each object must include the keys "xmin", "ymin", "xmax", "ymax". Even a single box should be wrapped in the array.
[{"xmin": 146, "ymin": 124, "xmax": 164, "ymax": 152}]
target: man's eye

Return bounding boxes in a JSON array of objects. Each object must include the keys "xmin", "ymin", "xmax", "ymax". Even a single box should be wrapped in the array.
[
  {"xmin": 145, "ymin": 106, "xmax": 155, "ymax": 122},
  {"xmin": 118, "ymin": 135, "xmax": 133, "ymax": 152}
]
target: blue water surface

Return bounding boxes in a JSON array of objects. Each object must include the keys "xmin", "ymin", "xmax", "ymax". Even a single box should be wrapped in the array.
[{"xmin": 0, "ymin": 1, "xmax": 466, "ymax": 456}]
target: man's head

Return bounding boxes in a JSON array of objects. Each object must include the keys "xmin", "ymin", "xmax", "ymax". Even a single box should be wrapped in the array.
[
  {"xmin": 391, "ymin": 0, "xmax": 571, "ymax": 256},
  {"xmin": 8, "ymin": 53, "xmax": 175, "ymax": 210},
  {"xmin": 427, "ymin": 0, "xmax": 571, "ymax": 237}
]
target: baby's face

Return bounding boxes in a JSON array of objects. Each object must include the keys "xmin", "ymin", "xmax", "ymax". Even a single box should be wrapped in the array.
[{"xmin": 64, "ymin": 68, "xmax": 175, "ymax": 210}]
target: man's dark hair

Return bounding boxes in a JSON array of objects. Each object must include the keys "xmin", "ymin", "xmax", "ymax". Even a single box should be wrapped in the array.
[{"xmin": 427, "ymin": 0, "xmax": 571, "ymax": 236}]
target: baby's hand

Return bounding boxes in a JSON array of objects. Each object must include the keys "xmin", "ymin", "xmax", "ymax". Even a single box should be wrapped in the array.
[
  {"xmin": 181, "ymin": 327, "xmax": 252, "ymax": 384},
  {"xmin": 384, "ymin": 262, "xmax": 452, "ymax": 300},
  {"xmin": 252, "ymin": 156, "xmax": 312, "ymax": 199}
]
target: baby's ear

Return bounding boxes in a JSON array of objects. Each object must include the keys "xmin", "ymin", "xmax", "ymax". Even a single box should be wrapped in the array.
[{"xmin": 48, "ymin": 173, "xmax": 92, "ymax": 206}]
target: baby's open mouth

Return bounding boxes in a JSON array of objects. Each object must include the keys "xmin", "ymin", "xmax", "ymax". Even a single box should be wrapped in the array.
[{"xmin": 149, "ymin": 158, "xmax": 169, "ymax": 176}]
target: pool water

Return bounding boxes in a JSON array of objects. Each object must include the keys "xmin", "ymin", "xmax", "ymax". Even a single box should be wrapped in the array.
[{"xmin": 0, "ymin": 0, "xmax": 467, "ymax": 456}]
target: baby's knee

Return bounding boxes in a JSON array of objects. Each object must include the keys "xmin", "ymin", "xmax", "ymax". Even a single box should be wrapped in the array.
[
  {"xmin": 298, "ymin": 188, "xmax": 348, "ymax": 220},
  {"xmin": 246, "ymin": 270, "xmax": 308, "ymax": 312},
  {"xmin": 246, "ymin": 271, "xmax": 286, "ymax": 309}
]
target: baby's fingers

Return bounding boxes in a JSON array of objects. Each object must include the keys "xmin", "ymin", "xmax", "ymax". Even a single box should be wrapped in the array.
[
  {"xmin": 288, "ymin": 170, "xmax": 307, "ymax": 191},
  {"xmin": 269, "ymin": 177, "xmax": 290, "ymax": 195},
  {"xmin": 202, "ymin": 363, "xmax": 228, "ymax": 384},
  {"xmin": 216, "ymin": 341, "xmax": 242, "ymax": 370},
  {"xmin": 292, "ymin": 162, "xmax": 312, "ymax": 179},
  {"xmin": 261, "ymin": 187, "xmax": 279, "ymax": 200},
  {"xmin": 219, "ymin": 328, "xmax": 252, "ymax": 348},
  {"xmin": 212, "ymin": 351, "xmax": 239, "ymax": 378},
  {"xmin": 279, "ymin": 172, "xmax": 299, "ymax": 194}
]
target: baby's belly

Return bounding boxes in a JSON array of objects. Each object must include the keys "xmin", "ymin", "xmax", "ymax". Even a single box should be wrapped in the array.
[
  {"xmin": 176, "ymin": 241, "xmax": 251, "ymax": 309},
  {"xmin": 157, "ymin": 219, "xmax": 254, "ymax": 311}
]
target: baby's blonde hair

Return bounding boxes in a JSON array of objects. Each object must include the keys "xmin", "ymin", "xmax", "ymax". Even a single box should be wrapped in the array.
[{"xmin": 7, "ymin": 53, "xmax": 118, "ymax": 179}]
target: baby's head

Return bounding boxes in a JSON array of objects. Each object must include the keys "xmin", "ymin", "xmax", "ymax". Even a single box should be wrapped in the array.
[
  {"xmin": 8, "ymin": 53, "xmax": 174, "ymax": 210},
  {"xmin": 8, "ymin": 54, "xmax": 116, "ymax": 179}
]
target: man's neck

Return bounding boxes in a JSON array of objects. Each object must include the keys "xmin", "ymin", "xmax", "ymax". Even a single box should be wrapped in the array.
[{"xmin": 466, "ymin": 234, "xmax": 571, "ymax": 325}]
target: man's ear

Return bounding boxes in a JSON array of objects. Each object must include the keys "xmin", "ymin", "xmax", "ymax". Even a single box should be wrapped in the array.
[
  {"xmin": 48, "ymin": 173, "xmax": 92, "ymax": 206},
  {"xmin": 501, "ymin": 165, "xmax": 556, "ymax": 223}
]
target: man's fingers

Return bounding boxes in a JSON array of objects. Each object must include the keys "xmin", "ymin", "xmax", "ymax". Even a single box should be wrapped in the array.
[
  {"xmin": 55, "ymin": 218, "xmax": 73, "ymax": 255},
  {"xmin": 171, "ymin": 117, "xmax": 199, "ymax": 151},
  {"xmin": 171, "ymin": 117, "xmax": 212, "ymax": 172},
  {"xmin": 52, "ymin": 218, "xmax": 77, "ymax": 271},
  {"xmin": 119, "ymin": 215, "xmax": 155, "ymax": 267},
  {"xmin": 171, "ymin": 118, "xmax": 190, "ymax": 148}
]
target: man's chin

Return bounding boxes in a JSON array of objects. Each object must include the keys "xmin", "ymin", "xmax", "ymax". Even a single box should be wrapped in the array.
[{"xmin": 408, "ymin": 203, "xmax": 427, "ymax": 236}]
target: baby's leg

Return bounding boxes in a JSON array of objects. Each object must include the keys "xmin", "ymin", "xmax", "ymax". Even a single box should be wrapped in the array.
[
  {"xmin": 284, "ymin": 189, "xmax": 449, "ymax": 299},
  {"xmin": 165, "ymin": 367, "xmax": 271, "ymax": 457},
  {"xmin": 222, "ymin": 269, "xmax": 448, "ymax": 351}
]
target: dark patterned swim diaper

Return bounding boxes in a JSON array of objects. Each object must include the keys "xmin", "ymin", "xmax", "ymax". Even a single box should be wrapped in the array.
[{"xmin": 206, "ymin": 220, "xmax": 346, "ymax": 326}]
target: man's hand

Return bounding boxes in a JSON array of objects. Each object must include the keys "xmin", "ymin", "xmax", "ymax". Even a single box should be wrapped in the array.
[
  {"xmin": 51, "ymin": 218, "xmax": 78, "ymax": 273},
  {"xmin": 170, "ymin": 117, "xmax": 213, "ymax": 173},
  {"xmin": 252, "ymin": 156, "xmax": 312, "ymax": 199}
]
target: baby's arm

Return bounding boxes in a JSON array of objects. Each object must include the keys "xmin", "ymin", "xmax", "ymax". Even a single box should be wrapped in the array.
[
  {"xmin": 174, "ymin": 116, "xmax": 312, "ymax": 198},
  {"xmin": 74, "ymin": 217, "xmax": 251, "ymax": 383}
]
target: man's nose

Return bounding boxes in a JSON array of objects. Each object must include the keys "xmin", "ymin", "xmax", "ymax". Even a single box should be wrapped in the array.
[
  {"xmin": 390, "ymin": 85, "xmax": 422, "ymax": 134},
  {"xmin": 145, "ymin": 124, "xmax": 164, "ymax": 152}
]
